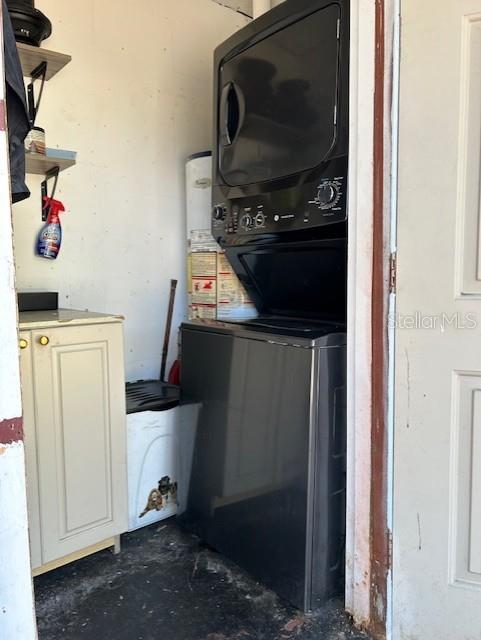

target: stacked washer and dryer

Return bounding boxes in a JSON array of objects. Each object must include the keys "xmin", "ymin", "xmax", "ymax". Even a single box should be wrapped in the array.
[{"xmin": 178, "ymin": 0, "xmax": 349, "ymax": 613}]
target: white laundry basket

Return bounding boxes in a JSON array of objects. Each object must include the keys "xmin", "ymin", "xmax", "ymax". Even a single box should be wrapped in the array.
[{"xmin": 126, "ymin": 381, "xmax": 181, "ymax": 532}]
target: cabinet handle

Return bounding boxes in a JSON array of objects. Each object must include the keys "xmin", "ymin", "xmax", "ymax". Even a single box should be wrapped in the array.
[
  {"xmin": 19, "ymin": 338, "xmax": 28, "ymax": 350},
  {"xmin": 39, "ymin": 336, "xmax": 49, "ymax": 346}
]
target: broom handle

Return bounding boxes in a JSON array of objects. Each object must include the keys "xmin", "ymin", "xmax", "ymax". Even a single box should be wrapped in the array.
[{"xmin": 160, "ymin": 279, "xmax": 178, "ymax": 382}]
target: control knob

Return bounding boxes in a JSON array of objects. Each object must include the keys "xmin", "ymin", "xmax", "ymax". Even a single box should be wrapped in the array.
[
  {"xmin": 317, "ymin": 183, "xmax": 337, "ymax": 207},
  {"xmin": 213, "ymin": 205, "xmax": 225, "ymax": 221},
  {"xmin": 240, "ymin": 214, "xmax": 253, "ymax": 230},
  {"xmin": 255, "ymin": 213, "xmax": 266, "ymax": 228}
]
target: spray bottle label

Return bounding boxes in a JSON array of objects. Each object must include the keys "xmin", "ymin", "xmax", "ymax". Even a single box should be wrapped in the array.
[{"xmin": 38, "ymin": 224, "xmax": 61, "ymax": 258}]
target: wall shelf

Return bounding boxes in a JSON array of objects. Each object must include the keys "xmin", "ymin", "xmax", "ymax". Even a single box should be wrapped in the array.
[
  {"xmin": 17, "ymin": 43, "xmax": 72, "ymax": 81},
  {"xmin": 25, "ymin": 153, "xmax": 76, "ymax": 176}
]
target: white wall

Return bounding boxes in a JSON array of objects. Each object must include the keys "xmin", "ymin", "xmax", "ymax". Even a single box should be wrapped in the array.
[
  {"xmin": 0, "ymin": 4, "xmax": 37, "ymax": 635},
  {"xmin": 13, "ymin": 0, "xmax": 249, "ymax": 382},
  {"xmin": 0, "ymin": 444, "xmax": 37, "ymax": 639}
]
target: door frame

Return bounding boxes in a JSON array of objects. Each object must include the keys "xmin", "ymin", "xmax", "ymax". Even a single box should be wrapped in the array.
[{"xmin": 346, "ymin": 0, "xmax": 398, "ymax": 637}]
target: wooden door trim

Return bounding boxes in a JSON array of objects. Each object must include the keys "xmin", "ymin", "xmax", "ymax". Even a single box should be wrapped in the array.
[{"xmin": 370, "ymin": 0, "xmax": 392, "ymax": 636}]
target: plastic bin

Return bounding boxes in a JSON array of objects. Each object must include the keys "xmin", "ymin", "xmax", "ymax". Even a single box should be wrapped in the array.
[{"xmin": 126, "ymin": 380, "xmax": 180, "ymax": 531}]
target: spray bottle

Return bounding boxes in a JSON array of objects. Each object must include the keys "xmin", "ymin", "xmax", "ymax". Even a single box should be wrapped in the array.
[{"xmin": 37, "ymin": 198, "xmax": 66, "ymax": 260}]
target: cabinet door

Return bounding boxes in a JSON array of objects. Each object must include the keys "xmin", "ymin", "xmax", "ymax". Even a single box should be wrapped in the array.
[
  {"xmin": 32, "ymin": 323, "xmax": 127, "ymax": 563},
  {"xmin": 19, "ymin": 330, "xmax": 42, "ymax": 570}
]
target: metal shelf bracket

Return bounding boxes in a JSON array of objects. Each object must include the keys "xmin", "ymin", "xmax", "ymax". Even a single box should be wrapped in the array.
[
  {"xmin": 41, "ymin": 166, "xmax": 59, "ymax": 221},
  {"xmin": 27, "ymin": 61, "xmax": 48, "ymax": 127}
]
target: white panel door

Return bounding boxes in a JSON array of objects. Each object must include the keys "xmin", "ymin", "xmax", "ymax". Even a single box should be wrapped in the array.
[
  {"xmin": 32, "ymin": 323, "xmax": 127, "ymax": 563},
  {"xmin": 394, "ymin": 1, "xmax": 481, "ymax": 638}
]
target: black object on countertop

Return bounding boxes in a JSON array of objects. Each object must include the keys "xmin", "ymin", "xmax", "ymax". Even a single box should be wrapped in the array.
[
  {"xmin": 126, "ymin": 380, "xmax": 180, "ymax": 415},
  {"xmin": 17, "ymin": 291, "xmax": 58, "ymax": 312},
  {"xmin": 6, "ymin": 0, "xmax": 52, "ymax": 47}
]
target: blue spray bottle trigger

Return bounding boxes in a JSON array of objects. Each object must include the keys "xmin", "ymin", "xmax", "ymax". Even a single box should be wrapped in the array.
[{"xmin": 37, "ymin": 198, "xmax": 66, "ymax": 260}]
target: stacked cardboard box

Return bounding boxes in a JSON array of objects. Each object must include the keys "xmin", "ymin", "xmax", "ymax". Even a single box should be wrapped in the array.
[{"xmin": 188, "ymin": 230, "xmax": 256, "ymax": 321}]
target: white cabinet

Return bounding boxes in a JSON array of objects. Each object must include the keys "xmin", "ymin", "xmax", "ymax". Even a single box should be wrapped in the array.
[{"xmin": 19, "ymin": 311, "xmax": 128, "ymax": 573}]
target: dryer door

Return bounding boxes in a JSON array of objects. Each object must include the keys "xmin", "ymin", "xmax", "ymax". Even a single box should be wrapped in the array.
[{"xmin": 218, "ymin": 3, "xmax": 341, "ymax": 187}]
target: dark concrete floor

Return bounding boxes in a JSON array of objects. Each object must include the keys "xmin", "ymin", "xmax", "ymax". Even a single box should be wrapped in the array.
[{"xmin": 35, "ymin": 520, "xmax": 369, "ymax": 640}]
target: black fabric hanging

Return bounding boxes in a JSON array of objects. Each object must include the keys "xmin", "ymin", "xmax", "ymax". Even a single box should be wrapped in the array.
[{"xmin": 2, "ymin": 0, "xmax": 30, "ymax": 203}]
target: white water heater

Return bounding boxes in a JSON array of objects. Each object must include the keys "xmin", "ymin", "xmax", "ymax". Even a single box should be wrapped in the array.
[{"xmin": 186, "ymin": 151, "xmax": 213, "ymax": 239}]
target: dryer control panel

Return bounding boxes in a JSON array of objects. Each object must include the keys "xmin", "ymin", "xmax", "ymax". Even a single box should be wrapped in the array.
[{"xmin": 212, "ymin": 156, "xmax": 348, "ymax": 242}]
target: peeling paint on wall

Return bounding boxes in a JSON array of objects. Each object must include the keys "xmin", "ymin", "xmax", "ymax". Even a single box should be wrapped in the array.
[{"xmin": 0, "ymin": 417, "xmax": 24, "ymax": 444}]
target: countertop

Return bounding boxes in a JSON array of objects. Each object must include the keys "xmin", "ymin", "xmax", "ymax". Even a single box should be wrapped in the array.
[{"xmin": 19, "ymin": 308, "xmax": 124, "ymax": 330}]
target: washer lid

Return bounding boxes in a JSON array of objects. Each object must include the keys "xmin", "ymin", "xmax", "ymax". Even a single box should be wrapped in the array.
[{"xmin": 126, "ymin": 380, "xmax": 180, "ymax": 414}]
